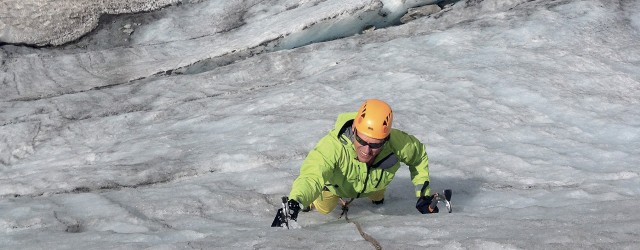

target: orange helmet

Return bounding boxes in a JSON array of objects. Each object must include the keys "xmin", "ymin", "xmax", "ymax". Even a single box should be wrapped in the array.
[{"xmin": 354, "ymin": 99, "xmax": 393, "ymax": 139}]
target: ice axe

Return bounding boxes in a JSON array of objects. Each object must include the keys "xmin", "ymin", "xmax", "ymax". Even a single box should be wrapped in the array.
[
  {"xmin": 271, "ymin": 196, "xmax": 291, "ymax": 228},
  {"xmin": 430, "ymin": 189, "xmax": 453, "ymax": 213}
]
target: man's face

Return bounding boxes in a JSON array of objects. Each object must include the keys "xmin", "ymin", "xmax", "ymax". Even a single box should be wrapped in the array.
[{"xmin": 352, "ymin": 128, "xmax": 386, "ymax": 164}]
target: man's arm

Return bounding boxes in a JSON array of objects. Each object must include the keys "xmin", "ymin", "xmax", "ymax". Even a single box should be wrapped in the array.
[
  {"xmin": 288, "ymin": 136, "xmax": 339, "ymax": 206},
  {"xmin": 390, "ymin": 129, "xmax": 430, "ymax": 197}
]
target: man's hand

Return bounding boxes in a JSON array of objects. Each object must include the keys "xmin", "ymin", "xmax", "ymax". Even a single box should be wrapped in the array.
[
  {"xmin": 416, "ymin": 180, "xmax": 438, "ymax": 214},
  {"xmin": 287, "ymin": 199, "xmax": 301, "ymax": 221},
  {"xmin": 271, "ymin": 197, "xmax": 302, "ymax": 228},
  {"xmin": 416, "ymin": 194, "xmax": 439, "ymax": 214}
]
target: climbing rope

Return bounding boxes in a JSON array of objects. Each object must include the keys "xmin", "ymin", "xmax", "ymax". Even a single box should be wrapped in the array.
[{"xmin": 338, "ymin": 198, "xmax": 382, "ymax": 250}]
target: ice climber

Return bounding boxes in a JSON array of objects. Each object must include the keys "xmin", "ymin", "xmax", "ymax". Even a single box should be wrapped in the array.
[{"xmin": 277, "ymin": 99, "xmax": 439, "ymax": 225}]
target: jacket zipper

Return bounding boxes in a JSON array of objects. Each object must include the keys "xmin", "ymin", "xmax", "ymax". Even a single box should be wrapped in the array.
[{"xmin": 356, "ymin": 165, "xmax": 372, "ymax": 198}]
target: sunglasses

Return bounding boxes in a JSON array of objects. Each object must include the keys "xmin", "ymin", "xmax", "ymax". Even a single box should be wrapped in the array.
[{"xmin": 354, "ymin": 130, "xmax": 387, "ymax": 149}]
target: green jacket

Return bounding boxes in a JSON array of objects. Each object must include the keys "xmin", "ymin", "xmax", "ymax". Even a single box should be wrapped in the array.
[{"xmin": 289, "ymin": 112, "xmax": 430, "ymax": 207}]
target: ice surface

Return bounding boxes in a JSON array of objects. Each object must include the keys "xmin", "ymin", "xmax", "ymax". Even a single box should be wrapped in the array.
[{"xmin": 1, "ymin": 0, "xmax": 639, "ymax": 249}]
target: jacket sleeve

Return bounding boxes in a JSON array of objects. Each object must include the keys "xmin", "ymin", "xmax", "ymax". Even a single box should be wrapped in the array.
[
  {"xmin": 391, "ymin": 130, "xmax": 430, "ymax": 197},
  {"xmin": 288, "ymin": 136, "xmax": 338, "ymax": 207}
]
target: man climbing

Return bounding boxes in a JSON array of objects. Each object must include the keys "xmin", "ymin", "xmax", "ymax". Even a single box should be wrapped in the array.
[{"xmin": 277, "ymin": 99, "xmax": 439, "ymax": 226}]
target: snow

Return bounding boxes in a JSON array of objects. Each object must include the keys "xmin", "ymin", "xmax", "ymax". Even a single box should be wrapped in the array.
[{"xmin": 1, "ymin": 0, "xmax": 640, "ymax": 249}]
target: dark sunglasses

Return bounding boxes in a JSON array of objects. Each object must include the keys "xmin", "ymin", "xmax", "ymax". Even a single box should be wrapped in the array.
[{"xmin": 354, "ymin": 130, "xmax": 387, "ymax": 149}]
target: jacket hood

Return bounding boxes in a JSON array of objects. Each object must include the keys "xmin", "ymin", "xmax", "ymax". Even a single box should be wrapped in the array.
[{"xmin": 331, "ymin": 112, "xmax": 357, "ymax": 144}]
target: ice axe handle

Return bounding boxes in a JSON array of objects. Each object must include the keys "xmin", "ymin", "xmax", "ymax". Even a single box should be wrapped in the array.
[{"xmin": 428, "ymin": 193, "xmax": 439, "ymax": 211}]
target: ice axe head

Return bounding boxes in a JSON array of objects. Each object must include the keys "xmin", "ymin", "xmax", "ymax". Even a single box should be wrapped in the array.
[{"xmin": 444, "ymin": 189, "xmax": 452, "ymax": 201}]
